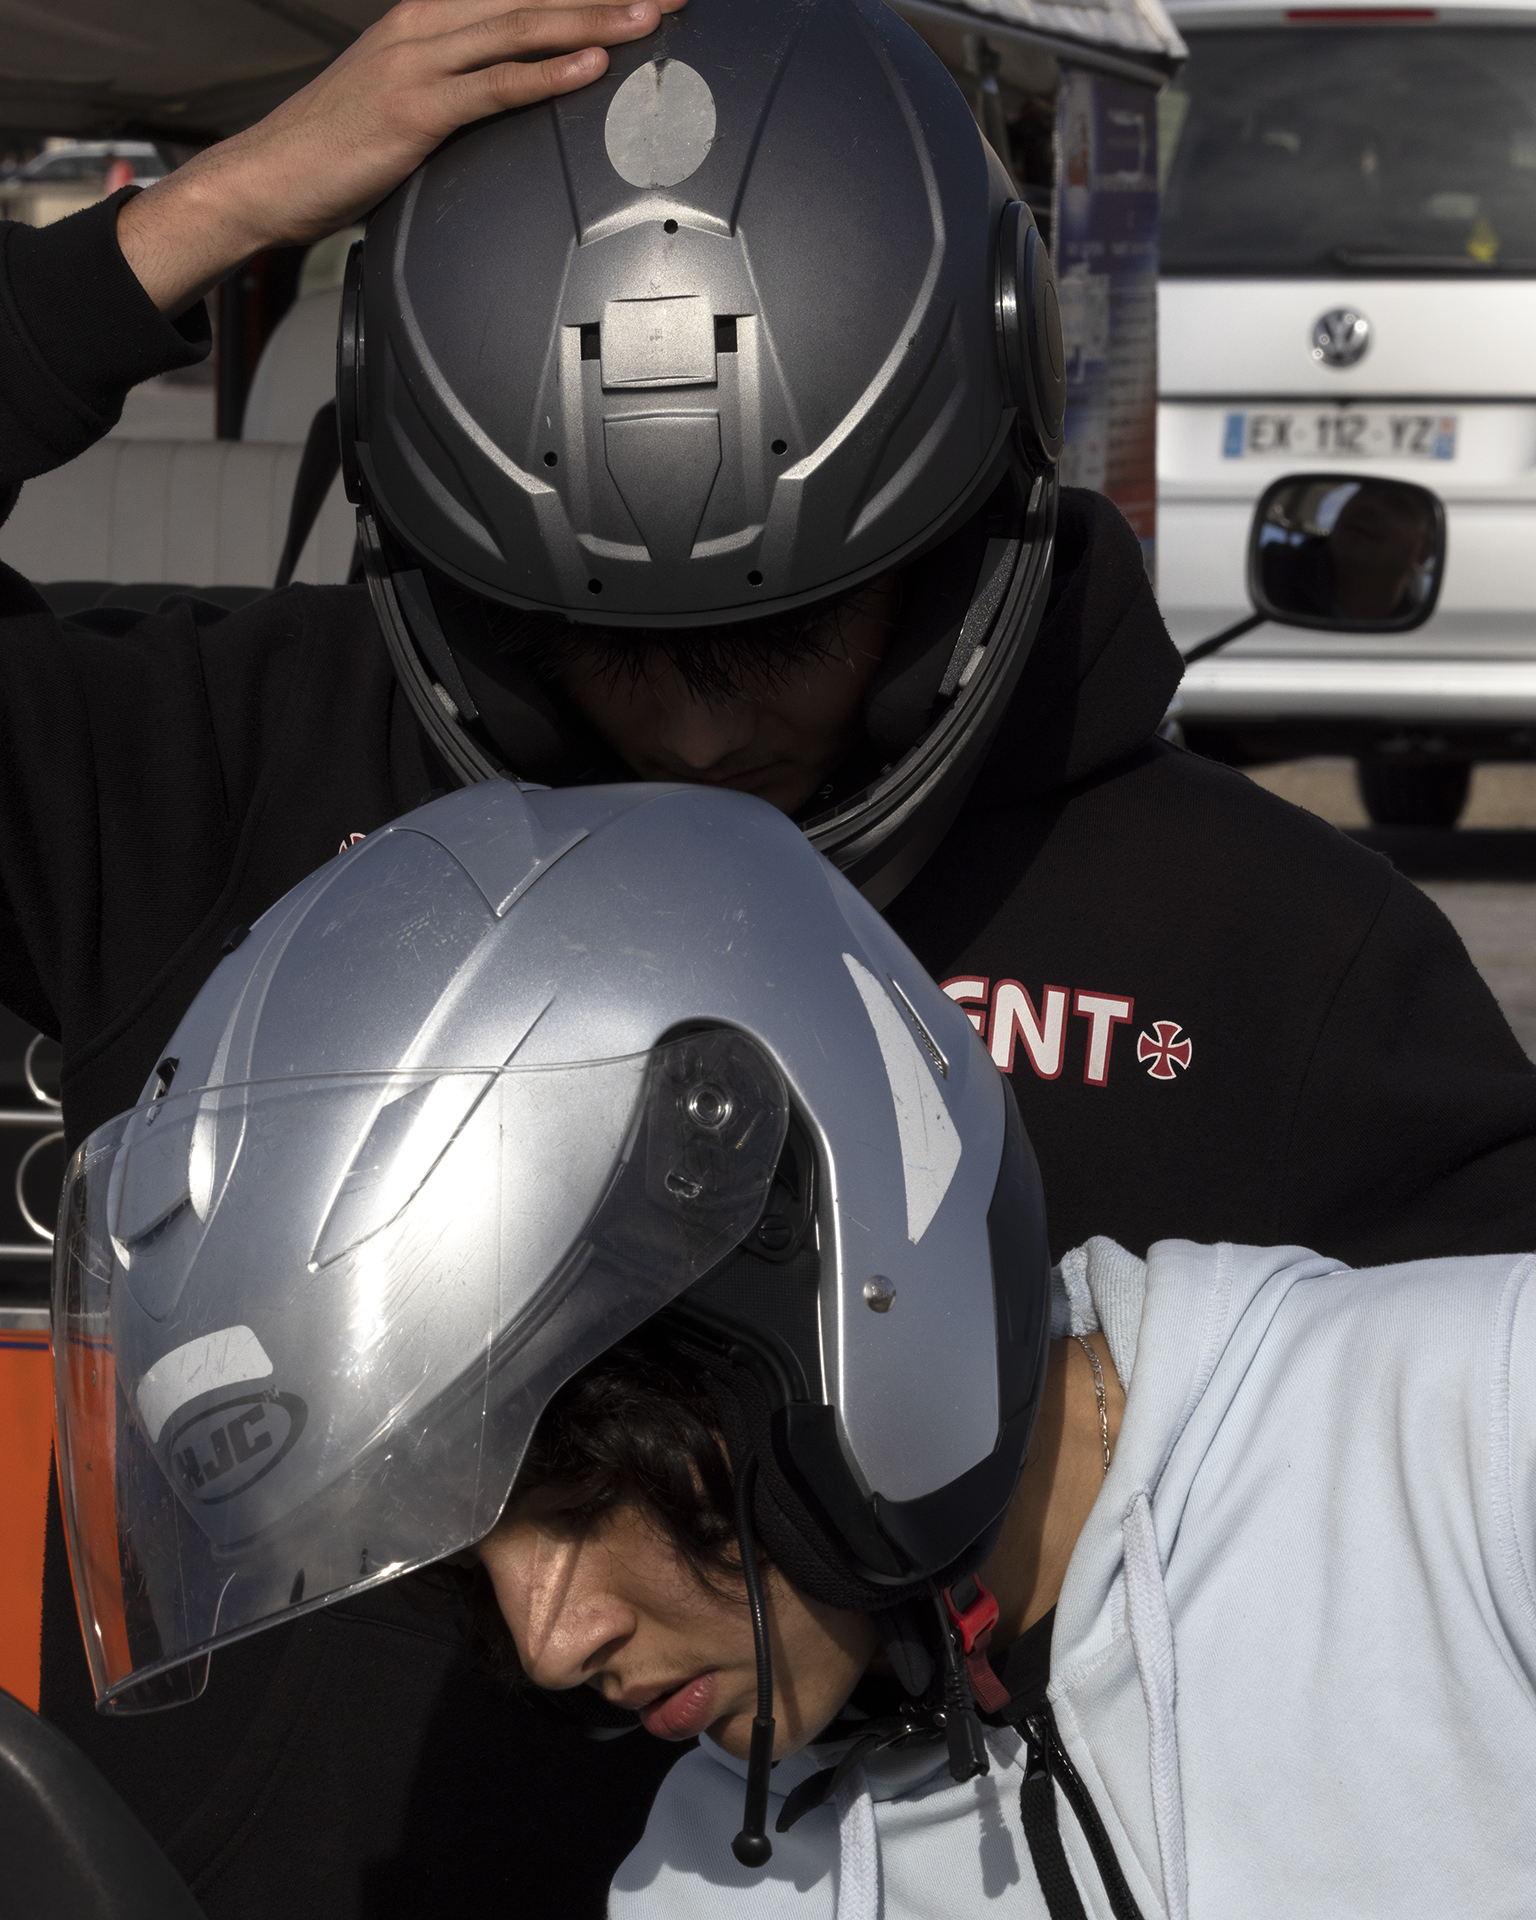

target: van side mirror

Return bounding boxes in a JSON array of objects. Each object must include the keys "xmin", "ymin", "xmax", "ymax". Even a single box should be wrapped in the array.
[
  {"xmin": 1182, "ymin": 472, "xmax": 1448, "ymax": 668},
  {"xmin": 1248, "ymin": 473, "xmax": 1446, "ymax": 634}
]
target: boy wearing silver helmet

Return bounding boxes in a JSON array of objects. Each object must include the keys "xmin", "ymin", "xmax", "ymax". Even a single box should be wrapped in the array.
[{"xmin": 48, "ymin": 779, "xmax": 1536, "ymax": 1920}]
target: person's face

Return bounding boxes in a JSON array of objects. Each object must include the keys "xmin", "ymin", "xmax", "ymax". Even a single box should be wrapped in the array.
[
  {"xmin": 557, "ymin": 578, "xmax": 897, "ymax": 816},
  {"xmin": 1328, "ymin": 486, "xmax": 1435, "ymax": 618},
  {"xmin": 478, "ymin": 1491, "xmax": 878, "ymax": 1760}
]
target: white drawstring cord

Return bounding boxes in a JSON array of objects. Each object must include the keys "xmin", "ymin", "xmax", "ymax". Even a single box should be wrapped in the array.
[
  {"xmin": 1123, "ymin": 1491, "xmax": 1188, "ymax": 1920},
  {"xmin": 833, "ymin": 1763, "xmax": 880, "ymax": 1920}
]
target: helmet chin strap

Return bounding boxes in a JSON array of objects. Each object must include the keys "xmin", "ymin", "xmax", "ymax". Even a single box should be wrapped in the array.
[
  {"xmin": 727, "ymin": 1457, "xmax": 997, "ymax": 1872},
  {"xmin": 731, "ymin": 1455, "xmax": 777, "ymax": 1869},
  {"xmin": 768, "ymin": 1579, "xmax": 999, "ymax": 1843},
  {"xmin": 930, "ymin": 1579, "xmax": 992, "ymax": 1784}
]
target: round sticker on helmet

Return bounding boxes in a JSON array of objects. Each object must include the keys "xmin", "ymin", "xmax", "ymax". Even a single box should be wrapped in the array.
[{"xmin": 605, "ymin": 59, "xmax": 716, "ymax": 190}]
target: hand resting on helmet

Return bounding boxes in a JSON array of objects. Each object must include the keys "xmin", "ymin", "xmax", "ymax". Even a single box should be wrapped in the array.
[{"xmin": 115, "ymin": 0, "xmax": 686, "ymax": 316}]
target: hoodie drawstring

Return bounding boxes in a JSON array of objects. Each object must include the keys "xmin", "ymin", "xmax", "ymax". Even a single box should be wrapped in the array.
[
  {"xmin": 1122, "ymin": 1492, "xmax": 1188, "ymax": 1920},
  {"xmin": 1020, "ymin": 1704, "xmax": 1148, "ymax": 1920},
  {"xmin": 824, "ymin": 1493, "xmax": 1187, "ymax": 1920},
  {"xmin": 1015, "ymin": 1496, "xmax": 1186, "ymax": 1920},
  {"xmin": 833, "ymin": 1764, "xmax": 879, "ymax": 1920}
]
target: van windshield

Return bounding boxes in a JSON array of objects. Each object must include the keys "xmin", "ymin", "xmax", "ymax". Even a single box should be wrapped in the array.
[{"xmin": 1160, "ymin": 28, "xmax": 1536, "ymax": 274}]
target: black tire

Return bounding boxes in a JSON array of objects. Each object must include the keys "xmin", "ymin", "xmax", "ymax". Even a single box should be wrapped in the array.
[{"xmin": 1356, "ymin": 760, "xmax": 1472, "ymax": 828}]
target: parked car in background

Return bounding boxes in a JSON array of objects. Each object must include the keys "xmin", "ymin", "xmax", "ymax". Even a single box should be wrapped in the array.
[
  {"xmin": 0, "ymin": 140, "xmax": 166, "ymax": 228},
  {"xmin": 1156, "ymin": 0, "xmax": 1536, "ymax": 825}
]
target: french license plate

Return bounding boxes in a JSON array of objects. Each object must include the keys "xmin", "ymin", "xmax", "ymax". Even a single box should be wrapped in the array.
[{"xmin": 1222, "ymin": 410, "xmax": 1457, "ymax": 460}]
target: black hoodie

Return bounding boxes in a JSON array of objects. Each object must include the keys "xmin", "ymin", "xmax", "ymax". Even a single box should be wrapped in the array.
[{"xmin": 6, "ymin": 197, "xmax": 1536, "ymax": 1919}]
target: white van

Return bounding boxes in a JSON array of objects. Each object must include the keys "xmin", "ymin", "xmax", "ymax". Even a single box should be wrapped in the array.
[{"xmin": 1156, "ymin": 0, "xmax": 1536, "ymax": 823}]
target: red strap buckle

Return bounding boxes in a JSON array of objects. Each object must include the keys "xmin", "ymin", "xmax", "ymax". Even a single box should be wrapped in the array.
[
  {"xmin": 943, "ymin": 1575, "xmax": 1000, "ymax": 1656},
  {"xmin": 942, "ymin": 1576, "xmax": 1011, "ymax": 1714}
]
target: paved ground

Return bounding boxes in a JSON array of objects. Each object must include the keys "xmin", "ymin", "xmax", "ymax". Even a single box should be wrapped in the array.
[{"xmin": 1246, "ymin": 760, "xmax": 1536, "ymax": 1059}]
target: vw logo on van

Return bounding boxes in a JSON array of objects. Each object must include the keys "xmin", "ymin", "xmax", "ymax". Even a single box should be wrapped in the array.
[{"xmin": 1311, "ymin": 309, "xmax": 1371, "ymax": 369}]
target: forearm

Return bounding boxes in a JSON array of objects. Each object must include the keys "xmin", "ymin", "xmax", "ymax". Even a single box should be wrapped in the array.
[
  {"xmin": 0, "ymin": 196, "xmax": 208, "ymax": 485},
  {"xmin": 113, "ymin": 171, "xmax": 265, "ymax": 323},
  {"xmin": 115, "ymin": 0, "xmax": 680, "ymax": 317}
]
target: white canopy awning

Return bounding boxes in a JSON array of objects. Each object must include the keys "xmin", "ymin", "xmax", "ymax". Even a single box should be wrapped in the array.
[
  {"xmin": 892, "ymin": 0, "xmax": 1184, "ymax": 84},
  {"xmin": 0, "ymin": 0, "xmax": 1182, "ymax": 144},
  {"xmin": 0, "ymin": 0, "xmax": 379, "ymax": 140}
]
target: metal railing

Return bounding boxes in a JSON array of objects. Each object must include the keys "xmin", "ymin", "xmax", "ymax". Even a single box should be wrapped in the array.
[{"xmin": 1, "ymin": 1034, "xmax": 62, "ymax": 1261}]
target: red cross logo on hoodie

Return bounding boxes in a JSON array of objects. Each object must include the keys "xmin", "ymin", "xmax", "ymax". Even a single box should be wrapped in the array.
[{"xmin": 1137, "ymin": 1021, "xmax": 1193, "ymax": 1080}]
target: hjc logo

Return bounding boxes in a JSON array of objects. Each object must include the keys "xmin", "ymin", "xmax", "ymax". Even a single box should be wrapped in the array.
[
  {"xmin": 942, "ymin": 978, "xmax": 1192, "ymax": 1087},
  {"xmin": 170, "ymin": 1391, "xmax": 307, "ymax": 1504}
]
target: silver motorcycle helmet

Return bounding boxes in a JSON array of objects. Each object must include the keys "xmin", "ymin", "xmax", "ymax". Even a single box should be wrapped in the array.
[
  {"xmin": 54, "ymin": 780, "xmax": 1050, "ymax": 1847},
  {"xmin": 339, "ymin": 0, "xmax": 1065, "ymax": 906}
]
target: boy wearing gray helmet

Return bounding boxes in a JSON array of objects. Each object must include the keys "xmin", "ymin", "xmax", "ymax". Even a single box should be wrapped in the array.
[
  {"xmin": 7, "ymin": 0, "xmax": 1536, "ymax": 1912},
  {"xmin": 52, "ymin": 779, "xmax": 1536, "ymax": 1920}
]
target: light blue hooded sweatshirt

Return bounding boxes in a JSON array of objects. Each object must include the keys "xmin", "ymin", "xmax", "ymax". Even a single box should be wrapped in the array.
[{"xmin": 608, "ymin": 1237, "xmax": 1536, "ymax": 1919}]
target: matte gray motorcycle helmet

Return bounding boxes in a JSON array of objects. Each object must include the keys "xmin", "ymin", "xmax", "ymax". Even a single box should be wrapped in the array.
[
  {"xmin": 55, "ymin": 780, "xmax": 1049, "ymax": 1747},
  {"xmin": 339, "ymin": 0, "xmax": 1064, "ymax": 905}
]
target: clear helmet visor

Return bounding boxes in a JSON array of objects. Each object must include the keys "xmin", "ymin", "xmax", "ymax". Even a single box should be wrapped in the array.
[{"xmin": 54, "ymin": 1028, "xmax": 787, "ymax": 1712}]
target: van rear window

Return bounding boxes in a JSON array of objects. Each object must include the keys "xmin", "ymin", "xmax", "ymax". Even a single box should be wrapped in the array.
[{"xmin": 1160, "ymin": 28, "xmax": 1536, "ymax": 274}]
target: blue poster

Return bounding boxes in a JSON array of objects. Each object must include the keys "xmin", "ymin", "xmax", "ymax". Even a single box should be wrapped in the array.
[{"xmin": 1055, "ymin": 67, "xmax": 1160, "ymax": 576}]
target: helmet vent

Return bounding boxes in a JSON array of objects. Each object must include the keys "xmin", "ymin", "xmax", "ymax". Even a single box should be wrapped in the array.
[
  {"xmin": 312, "ymin": 1074, "xmax": 494, "ymax": 1269},
  {"xmin": 604, "ymin": 412, "xmax": 723, "ymax": 563},
  {"xmin": 601, "ymin": 295, "xmax": 716, "ymax": 391},
  {"xmin": 886, "ymin": 975, "xmax": 949, "ymax": 1079},
  {"xmin": 843, "ymin": 953, "xmax": 961, "ymax": 1245}
]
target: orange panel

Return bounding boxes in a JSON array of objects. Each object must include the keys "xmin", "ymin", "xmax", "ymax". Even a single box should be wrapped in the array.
[
  {"xmin": 57, "ymin": 1327, "xmax": 131, "ymax": 1691},
  {"xmin": 0, "ymin": 1331, "xmax": 54, "ymax": 1710}
]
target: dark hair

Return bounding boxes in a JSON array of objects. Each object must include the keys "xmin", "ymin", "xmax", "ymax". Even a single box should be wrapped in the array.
[
  {"xmin": 452, "ymin": 1330, "xmax": 741, "ymax": 1687},
  {"xmin": 431, "ymin": 569, "xmax": 898, "ymax": 706}
]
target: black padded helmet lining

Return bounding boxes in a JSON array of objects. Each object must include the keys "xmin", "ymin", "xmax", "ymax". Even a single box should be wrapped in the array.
[
  {"xmin": 673, "ymin": 1334, "xmax": 1002, "ymax": 1619},
  {"xmin": 863, "ymin": 511, "xmax": 993, "ymax": 759}
]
